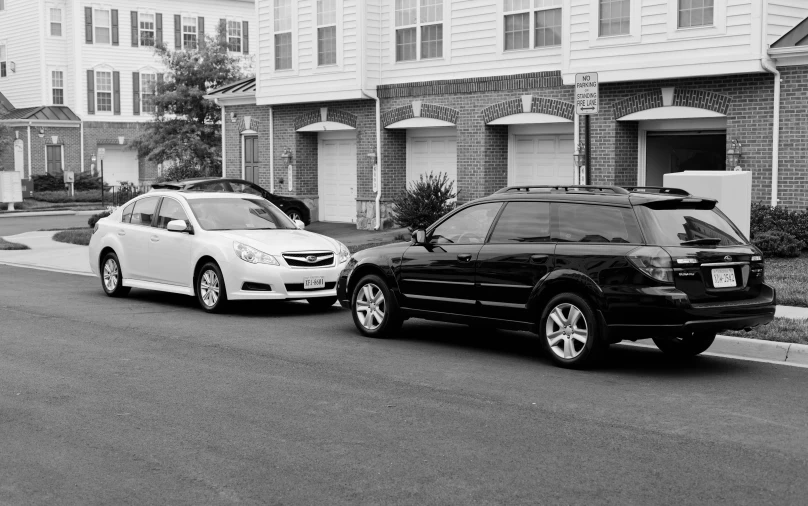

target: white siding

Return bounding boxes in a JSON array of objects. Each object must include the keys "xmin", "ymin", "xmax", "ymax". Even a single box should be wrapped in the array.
[
  {"xmin": 0, "ymin": 0, "xmax": 44, "ymax": 109},
  {"xmin": 768, "ymin": 0, "xmax": 808, "ymax": 45},
  {"xmin": 44, "ymin": 0, "xmax": 74, "ymax": 107}
]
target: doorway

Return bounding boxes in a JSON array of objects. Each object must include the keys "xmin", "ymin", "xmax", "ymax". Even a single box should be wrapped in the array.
[
  {"xmin": 645, "ymin": 132, "xmax": 726, "ymax": 186},
  {"xmin": 243, "ymin": 136, "xmax": 259, "ymax": 183}
]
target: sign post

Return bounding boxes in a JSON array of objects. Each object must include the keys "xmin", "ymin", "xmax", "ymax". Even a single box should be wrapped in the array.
[
  {"xmin": 98, "ymin": 148, "xmax": 106, "ymax": 208},
  {"xmin": 64, "ymin": 170, "xmax": 75, "ymax": 197},
  {"xmin": 575, "ymin": 72, "xmax": 599, "ymax": 185}
]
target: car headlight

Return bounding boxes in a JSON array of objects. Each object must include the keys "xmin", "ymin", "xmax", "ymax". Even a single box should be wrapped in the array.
[
  {"xmin": 337, "ymin": 242, "xmax": 350, "ymax": 264},
  {"xmin": 233, "ymin": 241, "xmax": 279, "ymax": 266}
]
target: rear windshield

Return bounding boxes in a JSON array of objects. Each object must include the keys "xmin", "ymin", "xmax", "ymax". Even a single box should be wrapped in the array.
[{"xmin": 635, "ymin": 205, "xmax": 748, "ymax": 246}]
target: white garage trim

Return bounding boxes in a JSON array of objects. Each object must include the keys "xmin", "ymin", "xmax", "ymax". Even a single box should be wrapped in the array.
[
  {"xmin": 386, "ymin": 117, "xmax": 456, "ymax": 129},
  {"xmin": 488, "ymin": 113, "xmax": 573, "ymax": 125},
  {"xmin": 297, "ymin": 121, "xmax": 356, "ymax": 132},
  {"xmin": 618, "ymin": 106, "xmax": 726, "ymax": 121}
]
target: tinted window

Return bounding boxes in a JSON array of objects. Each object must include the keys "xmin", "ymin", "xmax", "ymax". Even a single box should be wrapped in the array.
[
  {"xmin": 229, "ymin": 182, "xmax": 263, "ymax": 196},
  {"xmin": 635, "ymin": 205, "xmax": 747, "ymax": 246},
  {"xmin": 189, "ymin": 182, "xmax": 229, "ymax": 192},
  {"xmin": 121, "ymin": 202, "xmax": 134, "ymax": 223},
  {"xmin": 489, "ymin": 202, "xmax": 551, "ymax": 243},
  {"xmin": 156, "ymin": 198, "xmax": 189, "ymax": 229},
  {"xmin": 553, "ymin": 203, "xmax": 641, "ymax": 243},
  {"xmin": 188, "ymin": 198, "xmax": 296, "ymax": 231},
  {"xmin": 130, "ymin": 197, "xmax": 159, "ymax": 226},
  {"xmin": 431, "ymin": 203, "xmax": 502, "ymax": 245}
]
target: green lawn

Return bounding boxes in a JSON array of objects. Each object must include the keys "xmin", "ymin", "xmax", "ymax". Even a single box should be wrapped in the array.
[
  {"xmin": 765, "ymin": 254, "xmax": 808, "ymax": 307},
  {"xmin": 52, "ymin": 228, "xmax": 93, "ymax": 246},
  {"xmin": 0, "ymin": 238, "xmax": 30, "ymax": 250},
  {"xmin": 723, "ymin": 318, "xmax": 808, "ymax": 345}
]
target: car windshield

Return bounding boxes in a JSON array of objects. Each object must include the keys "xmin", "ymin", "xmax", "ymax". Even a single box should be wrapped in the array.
[
  {"xmin": 188, "ymin": 198, "xmax": 297, "ymax": 231},
  {"xmin": 635, "ymin": 205, "xmax": 747, "ymax": 247}
]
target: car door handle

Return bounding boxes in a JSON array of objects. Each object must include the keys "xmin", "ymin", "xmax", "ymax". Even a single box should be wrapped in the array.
[
  {"xmin": 530, "ymin": 254, "xmax": 549, "ymax": 264},
  {"xmin": 150, "ymin": 235, "xmax": 159, "ymax": 243},
  {"xmin": 457, "ymin": 253, "xmax": 473, "ymax": 263},
  {"xmin": 117, "ymin": 230, "xmax": 126, "ymax": 236}
]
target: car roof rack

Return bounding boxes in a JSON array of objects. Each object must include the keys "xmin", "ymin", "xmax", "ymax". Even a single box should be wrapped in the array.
[
  {"xmin": 495, "ymin": 185, "xmax": 630, "ymax": 195},
  {"xmin": 623, "ymin": 186, "xmax": 690, "ymax": 196}
]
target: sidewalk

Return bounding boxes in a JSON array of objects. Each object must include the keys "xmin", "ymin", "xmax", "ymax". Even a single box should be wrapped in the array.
[
  {"xmin": 0, "ymin": 231, "xmax": 93, "ymax": 276},
  {"xmin": 305, "ymin": 222, "xmax": 408, "ymax": 247}
]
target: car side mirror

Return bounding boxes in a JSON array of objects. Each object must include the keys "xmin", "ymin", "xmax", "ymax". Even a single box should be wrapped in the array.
[
  {"xmin": 295, "ymin": 219, "xmax": 305, "ymax": 230},
  {"xmin": 412, "ymin": 229, "xmax": 427, "ymax": 245},
  {"xmin": 167, "ymin": 219, "xmax": 191, "ymax": 233}
]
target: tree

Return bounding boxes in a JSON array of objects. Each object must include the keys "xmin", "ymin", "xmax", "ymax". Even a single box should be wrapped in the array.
[
  {"xmin": 0, "ymin": 124, "xmax": 12, "ymax": 170},
  {"xmin": 131, "ymin": 23, "xmax": 246, "ymax": 181}
]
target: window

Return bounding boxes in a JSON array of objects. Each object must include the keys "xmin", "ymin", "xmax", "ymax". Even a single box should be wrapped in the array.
[
  {"xmin": 553, "ymin": 204, "xmax": 642, "ymax": 243},
  {"xmin": 504, "ymin": 0, "xmax": 561, "ymax": 51},
  {"xmin": 140, "ymin": 73, "xmax": 157, "ymax": 114},
  {"xmin": 0, "ymin": 0, "xmax": 5, "ymax": 11},
  {"xmin": 227, "ymin": 20, "xmax": 242, "ymax": 53},
  {"xmin": 635, "ymin": 206, "xmax": 745, "ymax": 247},
  {"xmin": 129, "ymin": 197, "xmax": 159, "ymax": 226},
  {"xmin": 96, "ymin": 71, "xmax": 112, "ymax": 112},
  {"xmin": 121, "ymin": 202, "xmax": 135, "ymax": 223},
  {"xmin": 94, "ymin": 9, "xmax": 111, "ymax": 44},
  {"xmin": 678, "ymin": 0, "xmax": 713, "ymax": 29},
  {"xmin": 140, "ymin": 13, "xmax": 155, "ymax": 46},
  {"xmin": 274, "ymin": 0, "xmax": 292, "ymax": 70},
  {"xmin": 395, "ymin": 0, "xmax": 443, "ymax": 62},
  {"xmin": 46, "ymin": 146, "xmax": 62, "ymax": 174},
  {"xmin": 156, "ymin": 198, "xmax": 189, "ymax": 229},
  {"xmin": 430, "ymin": 203, "xmax": 502, "ymax": 245},
  {"xmin": 182, "ymin": 16, "xmax": 197, "ymax": 49},
  {"xmin": 229, "ymin": 182, "xmax": 264, "ymax": 197},
  {"xmin": 599, "ymin": 0, "xmax": 630, "ymax": 37},
  {"xmin": 0, "ymin": 44, "xmax": 6, "ymax": 78},
  {"xmin": 50, "ymin": 8, "xmax": 62, "ymax": 36},
  {"xmin": 317, "ymin": 0, "xmax": 336, "ymax": 66},
  {"xmin": 52, "ymin": 70, "xmax": 64, "ymax": 105},
  {"xmin": 489, "ymin": 202, "xmax": 551, "ymax": 243}
]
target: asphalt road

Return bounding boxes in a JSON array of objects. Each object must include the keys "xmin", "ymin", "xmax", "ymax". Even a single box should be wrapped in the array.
[
  {"xmin": 0, "ymin": 215, "xmax": 92, "ymax": 237},
  {"xmin": 1, "ymin": 265, "xmax": 807, "ymax": 505}
]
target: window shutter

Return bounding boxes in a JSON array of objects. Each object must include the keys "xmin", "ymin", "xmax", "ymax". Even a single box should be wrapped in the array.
[
  {"xmin": 133, "ymin": 72, "xmax": 140, "ymax": 115},
  {"xmin": 198, "ymin": 17, "xmax": 205, "ymax": 44},
  {"xmin": 131, "ymin": 11, "xmax": 139, "ymax": 47},
  {"xmin": 156, "ymin": 13, "xmax": 163, "ymax": 46},
  {"xmin": 174, "ymin": 15, "xmax": 181, "ymax": 49},
  {"xmin": 85, "ymin": 7, "xmax": 93, "ymax": 43},
  {"xmin": 219, "ymin": 19, "xmax": 226, "ymax": 44},
  {"xmin": 111, "ymin": 10, "xmax": 119, "ymax": 45},
  {"xmin": 87, "ymin": 70, "xmax": 95, "ymax": 114},
  {"xmin": 242, "ymin": 21, "xmax": 249, "ymax": 54},
  {"xmin": 113, "ymin": 71, "xmax": 121, "ymax": 115}
]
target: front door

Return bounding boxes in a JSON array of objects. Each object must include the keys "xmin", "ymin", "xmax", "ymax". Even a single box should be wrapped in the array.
[
  {"xmin": 318, "ymin": 132, "xmax": 357, "ymax": 223},
  {"xmin": 148, "ymin": 197, "xmax": 194, "ymax": 287},
  {"xmin": 398, "ymin": 202, "xmax": 502, "ymax": 316},
  {"xmin": 118, "ymin": 196, "xmax": 160, "ymax": 280},
  {"xmin": 46, "ymin": 145, "xmax": 62, "ymax": 174},
  {"xmin": 244, "ymin": 136, "xmax": 259, "ymax": 183},
  {"xmin": 476, "ymin": 201, "xmax": 555, "ymax": 322}
]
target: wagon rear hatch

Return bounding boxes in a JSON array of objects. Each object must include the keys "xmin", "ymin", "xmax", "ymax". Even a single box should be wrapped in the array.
[{"xmin": 632, "ymin": 197, "xmax": 764, "ymax": 303}]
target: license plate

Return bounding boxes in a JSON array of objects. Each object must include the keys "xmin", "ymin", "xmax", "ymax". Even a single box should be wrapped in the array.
[
  {"xmin": 711, "ymin": 268, "xmax": 736, "ymax": 288},
  {"xmin": 304, "ymin": 276, "xmax": 325, "ymax": 290}
]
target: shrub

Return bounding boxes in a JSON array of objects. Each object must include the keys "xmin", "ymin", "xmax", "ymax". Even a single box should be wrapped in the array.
[
  {"xmin": 87, "ymin": 210, "xmax": 111, "ymax": 228},
  {"xmin": 33, "ymin": 170, "xmax": 103, "ymax": 192},
  {"xmin": 391, "ymin": 172, "xmax": 456, "ymax": 231},
  {"xmin": 752, "ymin": 230, "xmax": 803, "ymax": 258},
  {"xmin": 750, "ymin": 202, "xmax": 808, "ymax": 245},
  {"xmin": 33, "ymin": 190, "xmax": 104, "ymax": 203}
]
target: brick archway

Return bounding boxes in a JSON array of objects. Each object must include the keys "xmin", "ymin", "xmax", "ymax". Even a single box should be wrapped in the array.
[
  {"xmin": 293, "ymin": 108, "xmax": 357, "ymax": 130},
  {"xmin": 613, "ymin": 88, "xmax": 732, "ymax": 119},
  {"xmin": 481, "ymin": 96, "xmax": 574, "ymax": 124},
  {"xmin": 381, "ymin": 102, "xmax": 459, "ymax": 128}
]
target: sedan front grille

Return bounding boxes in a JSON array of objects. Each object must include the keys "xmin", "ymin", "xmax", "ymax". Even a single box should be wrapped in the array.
[{"xmin": 282, "ymin": 251, "xmax": 335, "ymax": 268}]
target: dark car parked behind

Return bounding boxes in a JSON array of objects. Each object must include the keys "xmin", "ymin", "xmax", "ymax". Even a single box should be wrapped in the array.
[
  {"xmin": 152, "ymin": 178, "xmax": 312, "ymax": 225},
  {"xmin": 337, "ymin": 185, "xmax": 775, "ymax": 369}
]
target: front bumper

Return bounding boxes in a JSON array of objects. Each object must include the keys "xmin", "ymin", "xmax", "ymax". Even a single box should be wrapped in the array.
[{"xmin": 221, "ymin": 259, "xmax": 347, "ymax": 301}]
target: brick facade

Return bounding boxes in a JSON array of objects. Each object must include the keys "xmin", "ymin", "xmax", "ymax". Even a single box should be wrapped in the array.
[
  {"xmin": 775, "ymin": 65, "xmax": 808, "ymax": 209},
  {"xmin": 82, "ymin": 121, "xmax": 157, "ymax": 184}
]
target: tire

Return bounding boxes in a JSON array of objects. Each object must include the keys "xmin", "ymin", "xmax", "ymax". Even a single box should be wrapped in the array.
[
  {"xmin": 539, "ymin": 293, "xmax": 607, "ymax": 369},
  {"xmin": 307, "ymin": 296, "xmax": 338, "ymax": 309},
  {"xmin": 196, "ymin": 262, "xmax": 228, "ymax": 313},
  {"xmin": 100, "ymin": 252, "xmax": 130, "ymax": 298},
  {"xmin": 652, "ymin": 332, "xmax": 716, "ymax": 358},
  {"xmin": 286, "ymin": 208, "xmax": 303, "ymax": 222},
  {"xmin": 351, "ymin": 274, "xmax": 403, "ymax": 338}
]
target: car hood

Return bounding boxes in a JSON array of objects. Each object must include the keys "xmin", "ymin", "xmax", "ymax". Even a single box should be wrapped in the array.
[{"xmin": 216, "ymin": 229, "xmax": 339, "ymax": 254}]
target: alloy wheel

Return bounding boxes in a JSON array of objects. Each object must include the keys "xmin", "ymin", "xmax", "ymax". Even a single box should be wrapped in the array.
[
  {"xmin": 288, "ymin": 211, "xmax": 301, "ymax": 221},
  {"xmin": 545, "ymin": 302, "xmax": 588, "ymax": 360},
  {"xmin": 355, "ymin": 283, "xmax": 386, "ymax": 330},
  {"xmin": 103, "ymin": 258, "xmax": 119, "ymax": 292},
  {"xmin": 200, "ymin": 270, "xmax": 220, "ymax": 307}
]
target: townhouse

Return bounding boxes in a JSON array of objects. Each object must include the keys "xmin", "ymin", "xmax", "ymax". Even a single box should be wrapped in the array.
[
  {"xmin": 206, "ymin": 1, "xmax": 808, "ymax": 230},
  {"xmin": 0, "ymin": 0, "xmax": 255, "ymax": 186}
]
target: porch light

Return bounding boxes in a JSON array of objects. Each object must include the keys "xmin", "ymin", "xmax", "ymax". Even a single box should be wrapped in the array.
[
  {"xmin": 37, "ymin": 127, "xmax": 45, "ymax": 138},
  {"xmin": 367, "ymin": 152, "xmax": 377, "ymax": 162},
  {"xmin": 281, "ymin": 147, "xmax": 293, "ymax": 163},
  {"xmin": 573, "ymin": 142, "xmax": 586, "ymax": 168},
  {"xmin": 727, "ymin": 139, "xmax": 742, "ymax": 169}
]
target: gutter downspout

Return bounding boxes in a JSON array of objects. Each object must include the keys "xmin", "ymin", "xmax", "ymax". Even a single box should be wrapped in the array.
[
  {"xmin": 220, "ymin": 103, "xmax": 226, "ymax": 177},
  {"xmin": 761, "ymin": 58, "xmax": 780, "ymax": 207},
  {"xmin": 27, "ymin": 123, "xmax": 32, "ymax": 179},
  {"xmin": 80, "ymin": 120, "xmax": 85, "ymax": 173},
  {"xmin": 374, "ymin": 96, "xmax": 381, "ymax": 230},
  {"xmin": 269, "ymin": 106, "xmax": 274, "ymax": 193}
]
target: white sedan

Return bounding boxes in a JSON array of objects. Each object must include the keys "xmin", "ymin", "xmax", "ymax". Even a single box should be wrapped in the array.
[{"xmin": 89, "ymin": 191, "xmax": 350, "ymax": 312}]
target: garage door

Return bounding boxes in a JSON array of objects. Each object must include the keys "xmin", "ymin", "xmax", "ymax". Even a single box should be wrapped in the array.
[
  {"xmin": 510, "ymin": 134, "xmax": 574, "ymax": 186},
  {"xmin": 101, "ymin": 146, "xmax": 139, "ymax": 186},
  {"xmin": 407, "ymin": 128, "xmax": 457, "ymax": 191},
  {"xmin": 318, "ymin": 134, "xmax": 357, "ymax": 223}
]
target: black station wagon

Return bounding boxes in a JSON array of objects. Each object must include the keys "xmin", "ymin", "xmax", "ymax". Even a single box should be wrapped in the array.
[{"xmin": 336, "ymin": 185, "xmax": 776, "ymax": 368}]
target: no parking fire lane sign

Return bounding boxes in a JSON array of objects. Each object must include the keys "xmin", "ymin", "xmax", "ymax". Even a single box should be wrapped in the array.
[{"xmin": 575, "ymin": 73, "xmax": 599, "ymax": 115}]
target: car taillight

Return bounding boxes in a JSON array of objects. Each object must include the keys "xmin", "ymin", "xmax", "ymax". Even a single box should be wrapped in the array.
[{"xmin": 627, "ymin": 246, "xmax": 673, "ymax": 283}]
